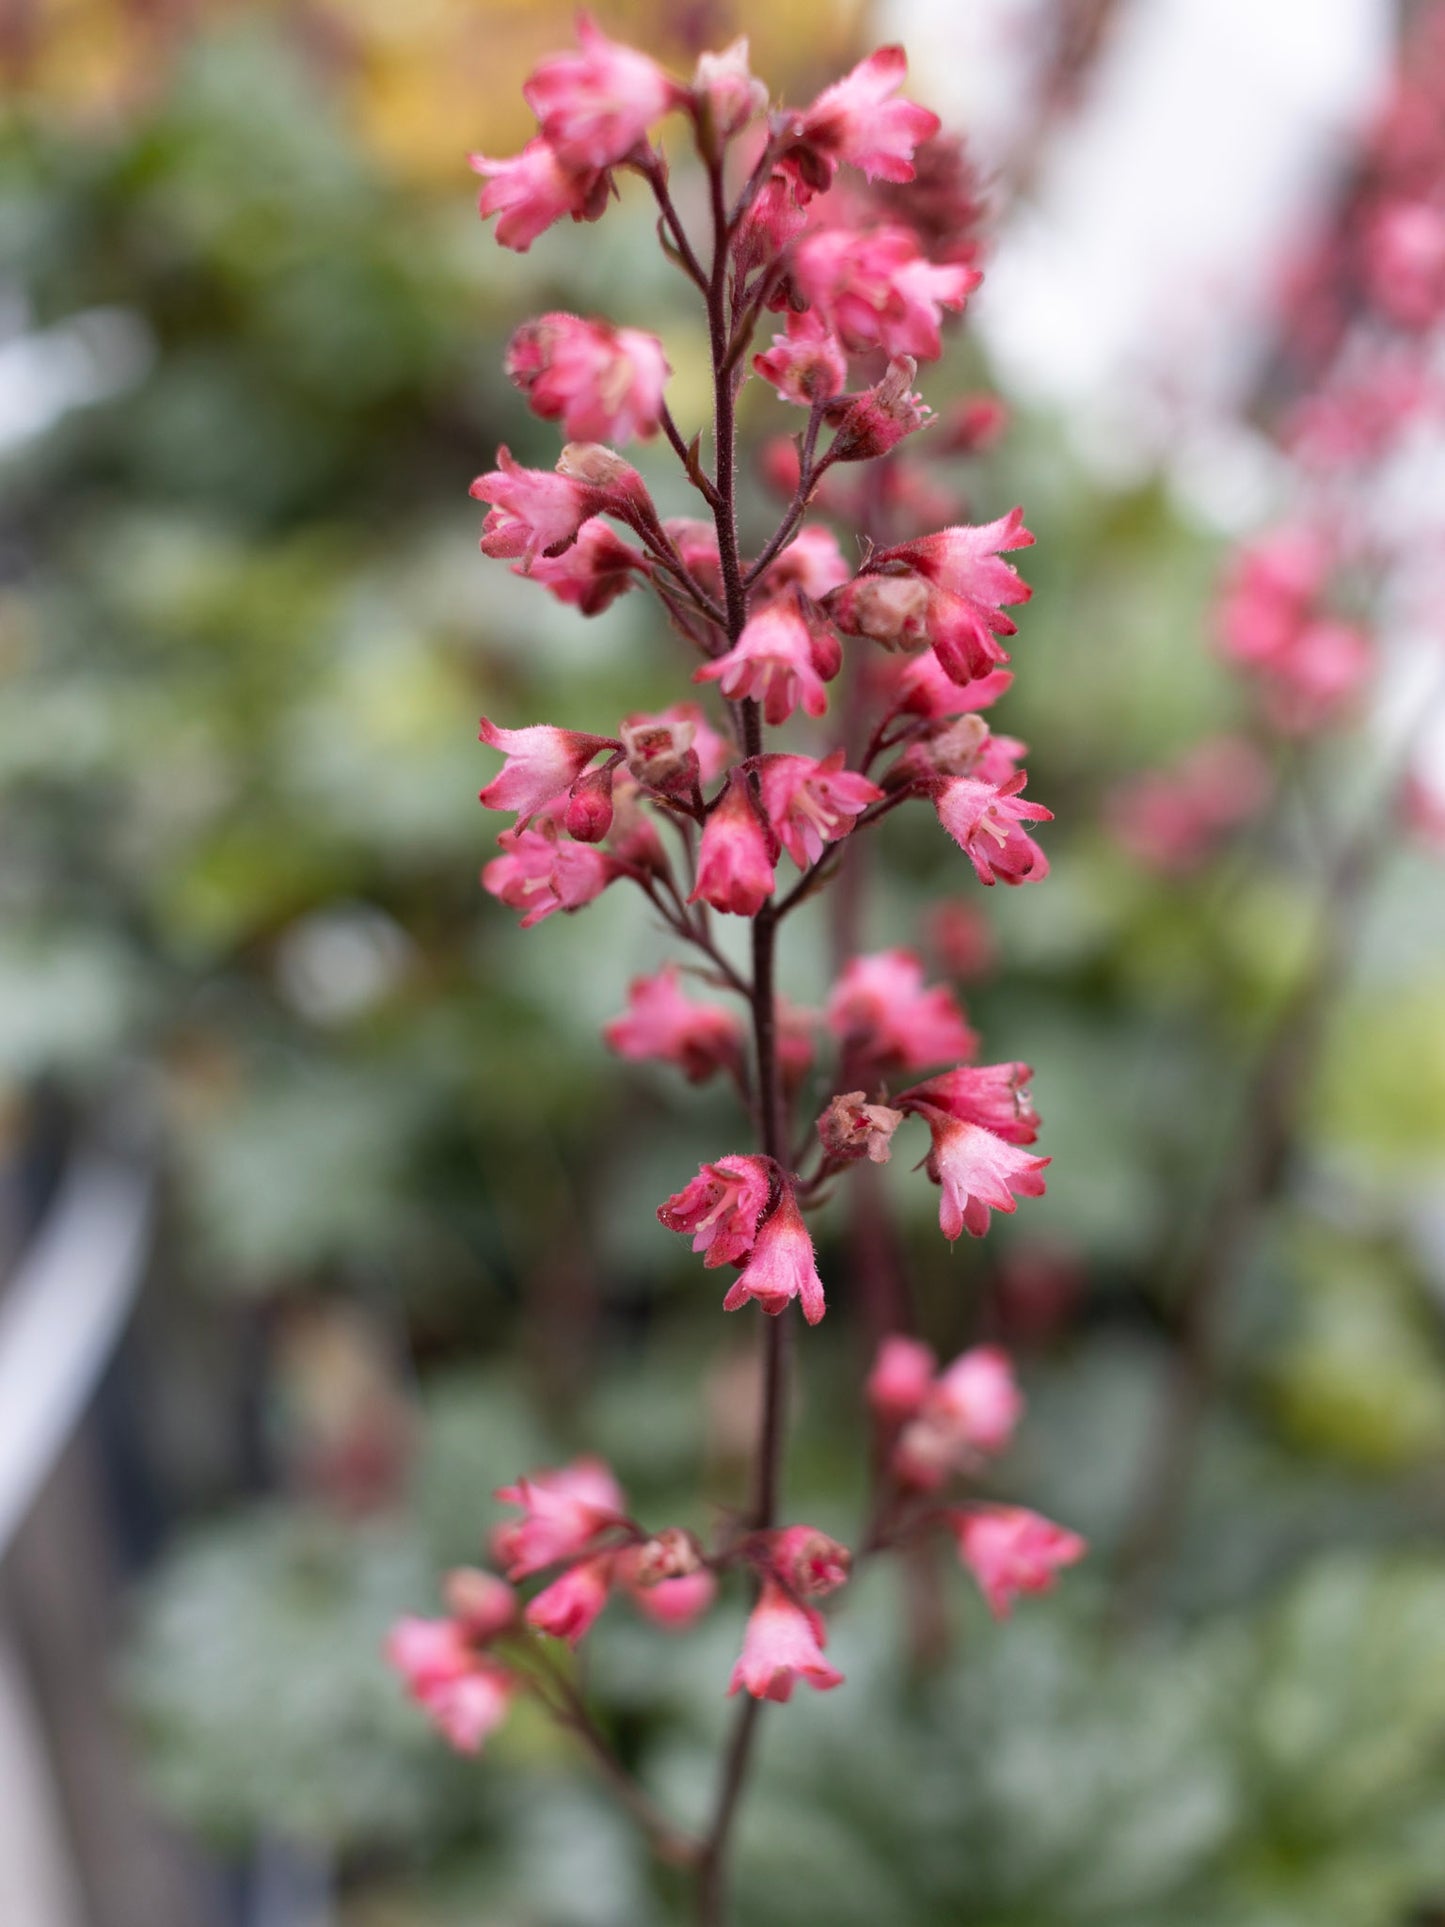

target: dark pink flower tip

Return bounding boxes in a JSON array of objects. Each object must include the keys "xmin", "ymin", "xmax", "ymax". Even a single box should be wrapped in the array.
[
  {"xmin": 900, "ymin": 1062, "xmax": 1039, "ymax": 1145},
  {"xmin": 657, "ymin": 1154, "xmax": 774, "ymax": 1268},
  {"xmin": 477, "ymin": 719, "xmax": 618, "ymax": 827},
  {"xmin": 866, "ymin": 1334, "xmax": 938, "ymax": 1422},
  {"xmin": 917, "ymin": 1110, "xmax": 1050, "ymax": 1241},
  {"xmin": 934, "ymin": 773, "xmax": 1052, "ymax": 886},
  {"xmin": 524, "ymin": 1553, "xmax": 615, "ymax": 1646},
  {"xmin": 523, "ymin": 14, "xmax": 682, "ymax": 171},
  {"xmin": 759, "ymin": 751, "xmax": 882, "ymax": 870},
  {"xmin": 688, "ymin": 770, "xmax": 779, "ymax": 918},
  {"xmin": 469, "ymin": 138, "xmax": 608, "ymax": 252},
  {"xmin": 722, "ymin": 1188, "xmax": 826, "ymax": 1325},
  {"xmin": 948, "ymin": 1505, "xmax": 1086, "ymax": 1619},
  {"xmin": 825, "ymin": 948, "xmax": 978, "ymax": 1072},
  {"xmin": 727, "ymin": 1579, "xmax": 844, "ymax": 1702},
  {"xmin": 506, "ymin": 312, "xmax": 670, "ymax": 445},
  {"xmin": 799, "ymin": 45, "xmax": 942, "ymax": 184},
  {"xmin": 694, "ymin": 597, "xmax": 841, "ymax": 726},
  {"xmin": 603, "ymin": 966, "xmax": 745, "ymax": 1084},
  {"xmin": 490, "ymin": 1456, "xmax": 626, "ymax": 1579},
  {"xmin": 768, "ymin": 1525, "xmax": 851, "ymax": 1597},
  {"xmin": 562, "ymin": 762, "xmax": 616, "ymax": 841}
]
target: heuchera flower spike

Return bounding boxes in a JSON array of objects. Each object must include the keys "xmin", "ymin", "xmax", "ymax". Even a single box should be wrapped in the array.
[{"xmin": 446, "ymin": 18, "xmax": 1087, "ymax": 1830}]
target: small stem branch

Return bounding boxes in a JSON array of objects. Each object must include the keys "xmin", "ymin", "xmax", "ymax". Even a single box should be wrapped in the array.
[
  {"xmin": 644, "ymin": 157, "xmax": 711, "ymax": 292},
  {"xmin": 530, "ymin": 1644, "xmax": 700, "ymax": 1865},
  {"xmin": 743, "ymin": 398, "xmax": 831, "ymax": 588}
]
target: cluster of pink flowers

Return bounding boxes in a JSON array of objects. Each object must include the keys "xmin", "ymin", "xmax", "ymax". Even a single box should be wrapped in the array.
[
  {"xmin": 390, "ymin": 20, "xmax": 1087, "ymax": 1886},
  {"xmin": 865, "ymin": 1334, "xmax": 1083, "ymax": 1613}
]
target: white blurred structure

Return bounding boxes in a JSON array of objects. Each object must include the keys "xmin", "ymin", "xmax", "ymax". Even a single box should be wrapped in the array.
[{"xmin": 889, "ymin": 0, "xmax": 1396, "ymax": 522}]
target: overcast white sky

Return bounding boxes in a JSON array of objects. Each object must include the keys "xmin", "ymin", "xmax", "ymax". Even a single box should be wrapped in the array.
[{"xmin": 888, "ymin": 0, "xmax": 1395, "ymax": 520}]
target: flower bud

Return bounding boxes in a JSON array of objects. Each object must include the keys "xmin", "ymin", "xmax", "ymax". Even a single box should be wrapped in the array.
[
  {"xmin": 768, "ymin": 1525, "xmax": 851, "ymax": 1597},
  {"xmin": 828, "ymin": 571, "xmax": 932, "ymax": 648},
  {"xmin": 692, "ymin": 38, "xmax": 767, "ymax": 145},
  {"xmin": 557, "ymin": 442, "xmax": 654, "ymax": 522},
  {"xmin": 621, "ymin": 715, "xmax": 700, "ymax": 796},
  {"xmin": 628, "ymin": 1526, "xmax": 705, "ymax": 1585},
  {"xmin": 886, "ymin": 714, "xmax": 989, "ymax": 786},
  {"xmin": 564, "ymin": 762, "xmax": 616, "ymax": 841},
  {"xmin": 817, "ymin": 1091, "xmax": 905, "ymax": 1164}
]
